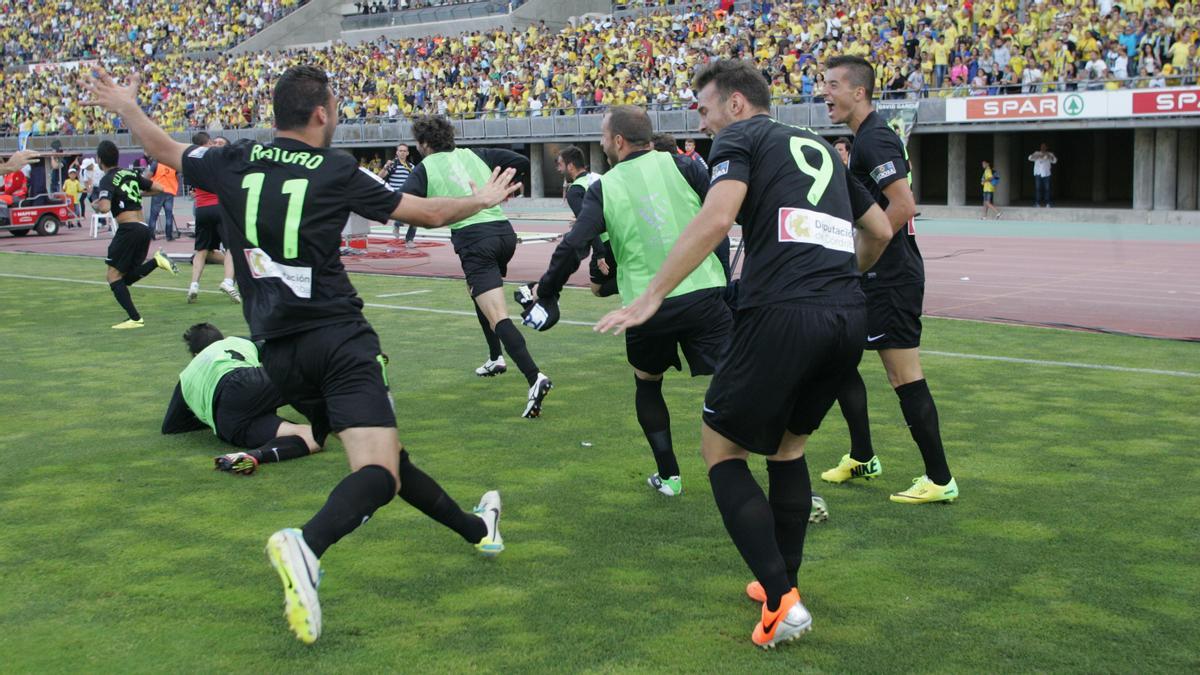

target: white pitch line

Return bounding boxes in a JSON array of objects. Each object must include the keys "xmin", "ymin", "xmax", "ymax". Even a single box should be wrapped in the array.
[
  {"xmin": 376, "ymin": 290, "xmax": 431, "ymax": 298},
  {"xmin": 3, "ymin": 271, "xmax": 1198, "ymax": 379}
]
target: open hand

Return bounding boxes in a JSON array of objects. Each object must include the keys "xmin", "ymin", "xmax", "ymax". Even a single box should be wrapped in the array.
[
  {"xmin": 469, "ymin": 167, "xmax": 522, "ymax": 208},
  {"xmin": 2, "ymin": 149, "xmax": 41, "ymax": 174},
  {"xmin": 81, "ymin": 67, "xmax": 141, "ymax": 116},
  {"xmin": 594, "ymin": 293, "xmax": 661, "ymax": 336}
]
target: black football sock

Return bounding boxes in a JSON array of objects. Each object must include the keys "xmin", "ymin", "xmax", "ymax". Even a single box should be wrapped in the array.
[
  {"xmin": 398, "ymin": 449, "xmax": 487, "ymax": 544},
  {"xmin": 896, "ymin": 379, "xmax": 952, "ymax": 485},
  {"xmin": 475, "ymin": 304, "xmax": 503, "ymax": 361},
  {"xmin": 838, "ymin": 369, "xmax": 875, "ymax": 462},
  {"xmin": 405, "ymin": 225, "xmax": 417, "ymax": 243},
  {"xmin": 635, "ymin": 377, "xmax": 679, "ymax": 477},
  {"xmin": 767, "ymin": 456, "xmax": 811, "ymax": 590},
  {"xmin": 123, "ymin": 259, "xmax": 158, "ymax": 285},
  {"xmin": 108, "ymin": 280, "xmax": 140, "ymax": 321},
  {"xmin": 494, "ymin": 318, "xmax": 540, "ymax": 385},
  {"xmin": 709, "ymin": 459, "xmax": 790, "ymax": 611},
  {"xmin": 301, "ymin": 464, "xmax": 396, "ymax": 558},
  {"xmin": 597, "ymin": 277, "xmax": 619, "ymax": 297},
  {"xmin": 249, "ymin": 435, "xmax": 310, "ymax": 464}
]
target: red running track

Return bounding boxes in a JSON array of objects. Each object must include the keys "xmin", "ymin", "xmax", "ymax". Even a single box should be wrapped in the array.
[{"xmin": 4, "ymin": 224, "xmax": 1198, "ymax": 341}]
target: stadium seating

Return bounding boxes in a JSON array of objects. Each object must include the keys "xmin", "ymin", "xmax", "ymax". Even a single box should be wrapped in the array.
[
  {"xmin": 0, "ymin": 0, "xmax": 304, "ymax": 66},
  {"xmin": 2, "ymin": 0, "xmax": 1198, "ymax": 137}
]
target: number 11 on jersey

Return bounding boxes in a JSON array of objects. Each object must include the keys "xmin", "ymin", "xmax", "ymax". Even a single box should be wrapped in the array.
[{"xmin": 241, "ymin": 174, "xmax": 309, "ymax": 259}]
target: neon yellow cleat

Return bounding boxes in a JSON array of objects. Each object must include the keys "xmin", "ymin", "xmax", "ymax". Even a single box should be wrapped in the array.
[
  {"xmin": 820, "ymin": 454, "xmax": 881, "ymax": 483},
  {"xmin": 112, "ymin": 318, "xmax": 145, "ymax": 330},
  {"xmin": 154, "ymin": 248, "xmax": 179, "ymax": 275},
  {"xmin": 265, "ymin": 528, "xmax": 322, "ymax": 644},
  {"xmin": 890, "ymin": 476, "xmax": 959, "ymax": 504}
]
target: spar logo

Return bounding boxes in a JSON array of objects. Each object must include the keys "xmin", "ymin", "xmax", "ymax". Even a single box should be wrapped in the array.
[
  {"xmin": 966, "ymin": 95, "xmax": 1059, "ymax": 119},
  {"xmin": 1132, "ymin": 89, "xmax": 1200, "ymax": 115}
]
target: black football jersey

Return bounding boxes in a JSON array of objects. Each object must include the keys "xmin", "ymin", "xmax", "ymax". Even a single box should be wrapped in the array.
[
  {"xmin": 97, "ymin": 168, "xmax": 153, "ymax": 218},
  {"xmin": 181, "ymin": 138, "xmax": 402, "ymax": 340},
  {"xmin": 708, "ymin": 114, "xmax": 875, "ymax": 309},
  {"xmin": 849, "ymin": 110, "xmax": 924, "ymax": 287}
]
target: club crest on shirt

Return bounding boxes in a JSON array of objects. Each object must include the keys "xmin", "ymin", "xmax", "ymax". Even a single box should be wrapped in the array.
[
  {"xmin": 710, "ymin": 160, "xmax": 730, "ymax": 183},
  {"xmin": 870, "ymin": 161, "xmax": 897, "ymax": 183}
]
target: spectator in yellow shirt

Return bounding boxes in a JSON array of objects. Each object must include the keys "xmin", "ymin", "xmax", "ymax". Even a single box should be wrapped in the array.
[
  {"xmin": 63, "ymin": 168, "xmax": 84, "ymax": 220},
  {"xmin": 981, "ymin": 160, "xmax": 1002, "ymax": 220}
]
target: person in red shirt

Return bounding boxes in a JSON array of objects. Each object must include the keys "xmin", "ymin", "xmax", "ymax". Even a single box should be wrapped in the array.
[
  {"xmin": 185, "ymin": 132, "xmax": 240, "ymax": 304},
  {"xmin": 1, "ymin": 164, "xmax": 29, "ymax": 205}
]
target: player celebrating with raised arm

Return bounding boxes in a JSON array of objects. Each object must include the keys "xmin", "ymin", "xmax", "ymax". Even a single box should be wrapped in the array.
[
  {"xmin": 823, "ymin": 55, "xmax": 959, "ymax": 504},
  {"xmin": 93, "ymin": 139, "xmax": 179, "ymax": 329},
  {"xmin": 84, "ymin": 65, "xmax": 522, "ymax": 644},
  {"xmin": 596, "ymin": 60, "xmax": 894, "ymax": 649},
  {"xmin": 520, "ymin": 106, "xmax": 733, "ymax": 498}
]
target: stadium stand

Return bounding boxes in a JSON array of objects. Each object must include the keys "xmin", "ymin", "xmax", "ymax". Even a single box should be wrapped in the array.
[
  {"xmin": 0, "ymin": 0, "xmax": 306, "ymax": 66},
  {"xmin": 3, "ymin": 0, "xmax": 1199, "ymax": 138}
]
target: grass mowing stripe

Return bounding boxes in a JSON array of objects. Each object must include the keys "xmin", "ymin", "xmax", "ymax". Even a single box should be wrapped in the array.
[
  {"xmin": 2, "ymin": 253, "xmax": 1197, "ymax": 672},
  {"xmin": 3, "ymin": 270, "xmax": 1197, "ymax": 379}
]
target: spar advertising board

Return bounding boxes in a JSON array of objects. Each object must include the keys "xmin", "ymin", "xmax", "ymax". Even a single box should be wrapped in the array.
[
  {"xmin": 1131, "ymin": 89, "xmax": 1200, "ymax": 116},
  {"xmin": 945, "ymin": 88, "xmax": 1200, "ymax": 121}
]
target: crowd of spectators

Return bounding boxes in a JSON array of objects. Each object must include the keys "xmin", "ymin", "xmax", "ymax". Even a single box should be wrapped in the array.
[
  {"xmin": 2, "ymin": 0, "xmax": 1199, "ymax": 137},
  {"xmin": 0, "ymin": 0, "xmax": 303, "ymax": 66},
  {"xmin": 352, "ymin": 0, "xmax": 504, "ymax": 14}
]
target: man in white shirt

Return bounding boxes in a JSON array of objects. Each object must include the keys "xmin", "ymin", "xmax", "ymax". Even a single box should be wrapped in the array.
[
  {"xmin": 1022, "ymin": 63, "xmax": 1044, "ymax": 93},
  {"xmin": 1028, "ymin": 143, "xmax": 1057, "ymax": 208}
]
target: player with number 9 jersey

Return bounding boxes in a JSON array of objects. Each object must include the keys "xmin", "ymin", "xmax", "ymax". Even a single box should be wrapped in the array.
[{"xmin": 707, "ymin": 116, "xmax": 877, "ymax": 310}]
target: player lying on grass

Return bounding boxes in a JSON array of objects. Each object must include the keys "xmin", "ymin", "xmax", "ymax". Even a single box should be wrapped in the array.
[{"xmin": 162, "ymin": 322, "xmax": 321, "ymax": 474}]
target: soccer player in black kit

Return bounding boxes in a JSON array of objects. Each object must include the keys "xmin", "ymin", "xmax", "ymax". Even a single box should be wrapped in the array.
[
  {"xmin": 555, "ymin": 144, "xmax": 614, "ymax": 297},
  {"xmin": 94, "ymin": 139, "xmax": 179, "ymax": 329},
  {"xmin": 522, "ymin": 106, "xmax": 732, "ymax": 499},
  {"xmin": 598, "ymin": 60, "xmax": 894, "ymax": 649},
  {"xmin": 404, "ymin": 115, "xmax": 552, "ymax": 418},
  {"xmin": 822, "ymin": 55, "xmax": 959, "ymax": 504},
  {"xmin": 84, "ymin": 65, "xmax": 522, "ymax": 644}
]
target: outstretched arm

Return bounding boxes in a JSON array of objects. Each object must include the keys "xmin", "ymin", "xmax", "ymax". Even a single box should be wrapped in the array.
[
  {"xmin": 83, "ymin": 68, "xmax": 190, "ymax": 172},
  {"xmin": 390, "ymin": 166, "xmax": 521, "ymax": 228}
]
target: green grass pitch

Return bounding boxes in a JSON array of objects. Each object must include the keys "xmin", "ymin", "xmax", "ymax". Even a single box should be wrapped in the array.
[{"xmin": 1, "ymin": 251, "xmax": 1197, "ymax": 672}]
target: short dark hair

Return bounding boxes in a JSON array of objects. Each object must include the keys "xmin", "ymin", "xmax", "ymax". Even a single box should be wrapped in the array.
[
  {"xmin": 692, "ymin": 59, "xmax": 771, "ymax": 111},
  {"xmin": 273, "ymin": 65, "xmax": 331, "ymax": 131},
  {"xmin": 411, "ymin": 115, "xmax": 456, "ymax": 152},
  {"xmin": 183, "ymin": 322, "xmax": 224, "ymax": 356},
  {"xmin": 191, "ymin": 131, "xmax": 211, "ymax": 146},
  {"xmin": 605, "ymin": 105, "xmax": 652, "ymax": 146},
  {"xmin": 826, "ymin": 55, "xmax": 876, "ymax": 99},
  {"xmin": 557, "ymin": 145, "xmax": 586, "ymax": 169},
  {"xmin": 96, "ymin": 140, "xmax": 119, "ymax": 169},
  {"xmin": 833, "ymin": 136, "xmax": 853, "ymax": 151},
  {"xmin": 650, "ymin": 132, "xmax": 677, "ymax": 153}
]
